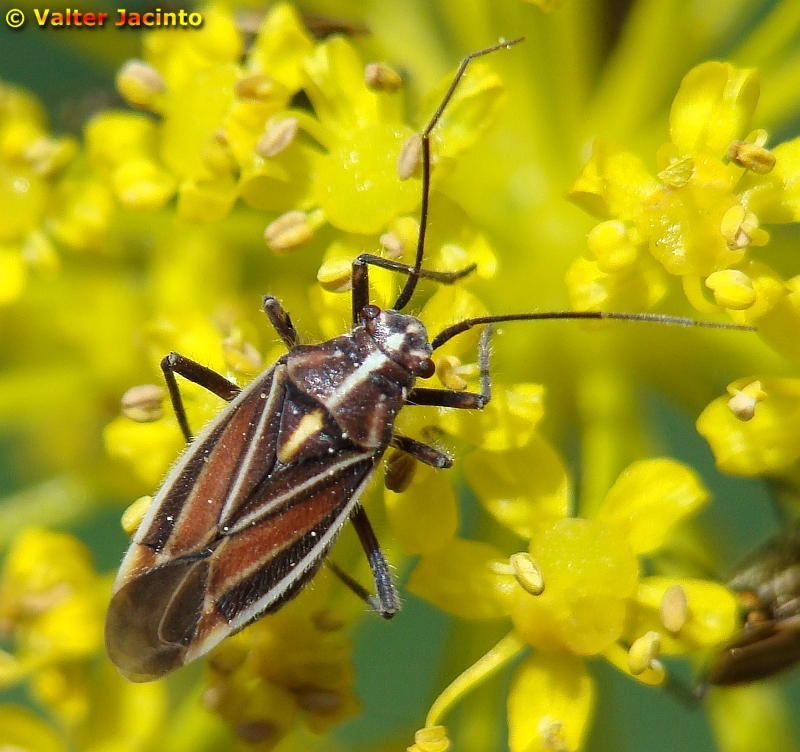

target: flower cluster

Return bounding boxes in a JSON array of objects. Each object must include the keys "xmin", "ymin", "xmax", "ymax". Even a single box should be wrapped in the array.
[{"xmin": 567, "ymin": 61, "xmax": 800, "ymax": 364}]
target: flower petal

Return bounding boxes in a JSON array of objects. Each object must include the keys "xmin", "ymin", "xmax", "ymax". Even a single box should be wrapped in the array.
[
  {"xmin": 627, "ymin": 576, "xmax": 738, "ymax": 653},
  {"xmin": 697, "ymin": 377, "xmax": 800, "ymax": 475},
  {"xmin": 670, "ymin": 62, "xmax": 759, "ymax": 159},
  {"xmin": 406, "ymin": 537, "xmax": 514, "ymax": 619},
  {"xmin": 384, "ymin": 462, "xmax": 458, "ymax": 556},
  {"xmin": 567, "ymin": 138, "xmax": 660, "ymax": 220},
  {"xmin": 507, "ymin": 652, "xmax": 595, "ymax": 752},
  {"xmin": 463, "ymin": 436, "xmax": 570, "ymax": 539},
  {"xmin": 595, "ymin": 458, "xmax": 710, "ymax": 555}
]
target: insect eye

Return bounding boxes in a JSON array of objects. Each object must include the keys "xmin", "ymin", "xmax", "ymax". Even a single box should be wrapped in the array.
[
  {"xmin": 418, "ymin": 358, "xmax": 435, "ymax": 379},
  {"xmin": 362, "ymin": 305, "xmax": 381, "ymax": 321}
]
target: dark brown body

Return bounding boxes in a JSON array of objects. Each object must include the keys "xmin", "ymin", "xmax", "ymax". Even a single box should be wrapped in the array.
[
  {"xmin": 106, "ymin": 313, "xmax": 433, "ymax": 682},
  {"xmin": 706, "ymin": 524, "xmax": 800, "ymax": 685}
]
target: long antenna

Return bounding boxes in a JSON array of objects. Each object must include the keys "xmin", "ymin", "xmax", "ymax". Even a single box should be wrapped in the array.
[
  {"xmin": 393, "ymin": 36, "xmax": 525, "ymax": 312},
  {"xmin": 431, "ymin": 311, "xmax": 755, "ymax": 350}
]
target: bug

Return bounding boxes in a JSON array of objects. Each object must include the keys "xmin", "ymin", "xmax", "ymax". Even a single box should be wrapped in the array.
[
  {"xmin": 704, "ymin": 522, "xmax": 800, "ymax": 686},
  {"xmin": 105, "ymin": 38, "xmax": 752, "ymax": 683}
]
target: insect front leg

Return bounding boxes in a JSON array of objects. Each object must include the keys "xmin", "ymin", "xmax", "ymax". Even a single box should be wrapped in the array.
[
  {"xmin": 390, "ymin": 434, "xmax": 452, "ymax": 469},
  {"xmin": 262, "ymin": 294, "xmax": 299, "ymax": 348},
  {"xmin": 161, "ymin": 353, "xmax": 241, "ymax": 442},
  {"xmin": 407, "ymin": 325, "xmax": 493, "ymax": 410},
  {"xmin": 351, "ymin": 253, "xmax": 476, "ymax": 326}
]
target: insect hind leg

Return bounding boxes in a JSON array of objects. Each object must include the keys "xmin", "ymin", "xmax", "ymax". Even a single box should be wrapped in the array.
[
  {"xmin": 161, "ymin": 352, "xmax": 241, "ymax": 442},
  {"xmin": 329, "ymin": 505, "xmax": 399, "ymax": 619},
  {"xmin": 351, "ymin": 254, "xmax": 476, "ymax": 325}
]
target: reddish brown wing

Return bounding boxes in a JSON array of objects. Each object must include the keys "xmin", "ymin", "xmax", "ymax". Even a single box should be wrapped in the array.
[{"xmin": 106, "ymin": 361, "xmax": 381, "ymax": 682}]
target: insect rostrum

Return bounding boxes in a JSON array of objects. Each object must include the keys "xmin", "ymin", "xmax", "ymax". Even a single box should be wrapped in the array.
[{"xmin": 105, "ymin": 37, "xmax": 750, "ymax": 682}]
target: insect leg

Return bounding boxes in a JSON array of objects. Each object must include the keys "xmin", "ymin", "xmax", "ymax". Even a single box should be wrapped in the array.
[
  {"xmin": 336, "ymin": 505, "xmax": 400, "ymax": 619},
  {"xmin": 261, "ymin": 295, "xmax": 299, "ymax": 348},
  {"xmin": 407, "ymin": 325, "xmax": 493, "ymax": 410},
  {"xmin": 391, "ymin": 434, "xmax": 453, "ymax": 469},
  {"xmin": 351, "ymin": 253, "xmax": 476, "ymax": 325},
  {"xmin": 161, "ymin": 352, "xmax": 241, "ymax": 442}
]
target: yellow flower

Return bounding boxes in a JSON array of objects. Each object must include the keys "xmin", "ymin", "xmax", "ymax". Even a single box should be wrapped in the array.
[
  {"xmin": 3, "ymin": 1, "xmax": 800, "ymax": 750},
  {"xmin": 567, "ymin": 59, "xmax": 800, "ymax": 363},
  {"xmin": 406, "ymin": 455, "xmax": 737, "ymax": 750}
]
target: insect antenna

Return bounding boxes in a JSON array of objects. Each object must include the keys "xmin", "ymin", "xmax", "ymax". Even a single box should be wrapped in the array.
[
  {"xmin": 431, "ymin": 311, "xmax": 756, "ymax": 350},
  {"xmin": 393, "ymin": 36, "xmax": 525, "ymax": 312}
]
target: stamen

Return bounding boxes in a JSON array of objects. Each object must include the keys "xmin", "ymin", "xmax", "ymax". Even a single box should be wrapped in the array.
[
  {"xmin": 705, "ymin": 270, "xmax": 756, "ymax": 310},
  {"xmin": 657, "ymin": 156, "xmax": 695, "ymax": 188},
  {"xmin": 364, "ymin": 62, "xmax": 403, "ymax": 92},
  {"xmin": 409, "ymin": 725, "xmax": 450, "ymax": 752},
  {"xmin": 121, "ymin": 384, "xmax": 165, "ymax": 422},
  {"xmin": 728, "ymin": 139, "xmax": 776, "ymax": 175},
  {"xmin": 235, "ymin": 74, "xmax": 274, "ymax": 101},
  {"xmin": 115, "ymin": 59, "xmax": 166, "ymax": 109},
  {"xmin": 380, "ymin": 231, "xmax": 405, "ymax": 259},
  {"xmin": 726, "ymin": 380, "xmax": 766, "ymax": 421},
  {"xmin": 264, "ymin": 210, "xmax": 315, "ymax": 253},
  {"xmin": 385, "ymin": 449, "xmax": 417, "ymax": 493},
  {"xmin": 256, "ymin": 117, "xmax": 299, "ymax": 158},
  {"xmin": 398, "ymin": 133, "xmax": 423, "ymax": 180},
  {"xmin": 659, "ymin": 584, "xmax": 689, "ymax": 635},
  {"xmin": 317, "ymin": 258, "xmax": 353, "ymax": 292},
  {"xmin": 628, "ymin": 631, "xmax": 661, "ymax": 675},
  {"xmin": 509, "ymin": 552, "xmax": 545, "ymax": 595}
]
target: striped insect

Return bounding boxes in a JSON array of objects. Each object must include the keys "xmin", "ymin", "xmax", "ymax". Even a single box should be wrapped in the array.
[
  {"xmin": 704, "ymin": 522, "xmax": 800, "ymax": 687},
  {"xmin": 105, "ymin": 38, "xmax": 751, "ymax": 682}
]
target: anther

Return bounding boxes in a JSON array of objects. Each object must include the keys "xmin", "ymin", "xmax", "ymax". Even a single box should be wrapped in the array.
[
  {"xmin": 121, "ymin": 384, "xmax": 165, "ymax": 422},
  {"xmin": 398, "ymin": 133, "xmax": 423, "ymax": 180},
  {"xmin": 657, "ymin": 155, "xmax": 695, "ymax": 188},
  {"xmin": 628, "ymin": 631, "xmax": 661, "ymax": 675},
  {"xmin": 659, "ymin": 584, "xmax": 689, "ymax": 635},
  {"xmin": 385, "ymin": 449, "xmax": 417, "ymax": 493},
  {"xmin": 720, "ymin": 206, "xmax": 766, "ymax": 250},
  {"xmin": 726, "ymin": 380, "xmax": 767, "ymax": 421},
  {"xmin": 705, "ymin": 269, "xmax": 756, "ymax": 310},
  {"xmin": 115, "ymin": 59, "xmax": 166, "ymax": 109},
  {"xmin": 509, "ymin": 552, "xmax": 545, "ymax": 595},
  {"xmin": 411, "ymin": 725, "xmax": 450, "ymax": 752},
  {"xmin": 222, "ymin": 331, "xmax": 262, "ymax": 374},
  {"xmin": 364, "ymin": 62, "xmax": 404, "ymax": 92},
  {"xmin": 728, "ymin": 139, "xmax": 776, "ymax": 175},
  {"xmin": 121, "ymin": 495, "xmax": 154, "ymax": 536},
  {"xmin": 316, "ymin": 258, "xmax": 353, "ymax": 293},
  {"xmin": 23, "ymin": 136, "xmax": 76, "ymax": 176},
  {"xmin": 235, "ymin": 74, "xmax": 274, "ymax": 101},
  {"xmin": 437, "ymin": 355, "xmax": 468, "ymax": 390},
  {"xmin": 264, "ymin": 210, "xmax": 314, "ymax": 254},
  {"xmin": 380, "ymin": 231, "xmax": 405, "ymax": 259},
  {"xmin": 256, "ymin": 117, "xmax": 299, "ymax": 158}
]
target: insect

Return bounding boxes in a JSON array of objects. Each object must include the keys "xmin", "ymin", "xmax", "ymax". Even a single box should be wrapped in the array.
[
  {"xmin": 105, "ymin": 37, "xmax": 751, "ymax": 683},
  {"xmin": 704, "ymin": 521, "xmax": 800, "ymax": 686}
]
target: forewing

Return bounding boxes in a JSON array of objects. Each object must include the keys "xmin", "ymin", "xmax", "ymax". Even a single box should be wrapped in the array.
[{"xmin": 107, "ymin": 360, "xmax": 382, "ymax": 681}]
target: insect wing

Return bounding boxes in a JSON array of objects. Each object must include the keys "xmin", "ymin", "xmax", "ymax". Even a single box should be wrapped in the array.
[{"xmin": 106, "ymin": 362, "xmax": 380, "ymax": 682}]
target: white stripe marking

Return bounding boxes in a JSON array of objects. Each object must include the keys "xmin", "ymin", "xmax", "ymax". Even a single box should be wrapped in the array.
[{"xmin": 325, "ymin": 350, "xmax": 388, "ymax": 409}]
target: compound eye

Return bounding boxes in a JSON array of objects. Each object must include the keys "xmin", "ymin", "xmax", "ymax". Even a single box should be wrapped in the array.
[
  {"xmin": 418, "ymin": 358, "xmax": 436, "ymax": 379},
  {"xmin": 362, "ymin": 304, "xmax": 381, "ymax": 321}
]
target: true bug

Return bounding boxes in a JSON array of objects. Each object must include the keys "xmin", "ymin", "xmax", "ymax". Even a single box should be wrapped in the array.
[
  {"xmin": 704, "ymin": 522, "xmax": 800, "ymax": 686},
  {"xmin": 105, "ymin": 37, "xmax": 751, "ymax": 682}
]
